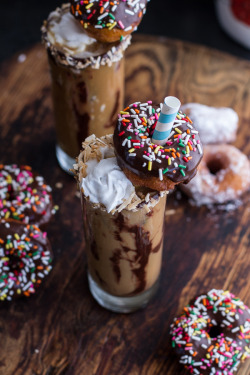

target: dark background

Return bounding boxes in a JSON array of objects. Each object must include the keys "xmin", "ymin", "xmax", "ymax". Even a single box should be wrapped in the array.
[{"xmin": 0, "ymin": 0, "xmax": 250, "ymax": 63}]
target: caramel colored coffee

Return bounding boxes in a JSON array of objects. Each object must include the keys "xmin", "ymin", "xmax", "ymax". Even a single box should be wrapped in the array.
[
  {"xmin": 41, "ymin": 4, "xmax": 130, "ymax": 170},
  {"xmin": 82, "ymin": 193, "xmax": 166, "ymax": 297},
  {"xmin": 48, "ymin": 54, "xmax": 124, "ymax": 158},
  {"xmin": 75, "ymin": 135, "xmax": 168, "ymax": 311}
]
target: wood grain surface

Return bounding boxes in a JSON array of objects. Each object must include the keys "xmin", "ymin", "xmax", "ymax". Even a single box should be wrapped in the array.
[{"xmin": 0, "ymin": 34, "xmax": 249, "ymax": 375}]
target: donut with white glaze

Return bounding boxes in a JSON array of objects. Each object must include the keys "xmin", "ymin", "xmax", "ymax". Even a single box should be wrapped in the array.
[
  {"xmin": 181, "ymin": 103, "xmax": 238, "ymax": 145},
  {"xmin": 180, "ymin": 144, "xmax": 250, "ymax": 205}
]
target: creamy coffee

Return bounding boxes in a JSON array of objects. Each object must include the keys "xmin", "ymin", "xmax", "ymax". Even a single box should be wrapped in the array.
[{"xmin": 41, "ymin": 4, "xmax": 130, "ymax": 171}]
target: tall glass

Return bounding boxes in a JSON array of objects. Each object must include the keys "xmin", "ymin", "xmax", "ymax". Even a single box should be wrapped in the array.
[
  {"xmin": 41, "ymin": 4, "xmax": 130, "ymax": 172},
  {"xmin": 76, "ymin": 135, "xmax": 167, "ymax": 313}
]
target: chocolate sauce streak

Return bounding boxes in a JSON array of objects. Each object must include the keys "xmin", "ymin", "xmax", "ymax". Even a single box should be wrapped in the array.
[
  {"xmin": 110, "ymin": 212, "xmax": 163, "ymax": 295},
  {"xmin": 104, "ymin": 90, "xmax": 120, "ymax": 129},
  {"xmin": 81, "ymin": 199, "xmax": 99, "ymax": 260},
  {"xmin": 77, "ymin": 82, "xmax": 87, "ymax": 103},
  {"xmin": 109, "ymin": 249, "xmax": 122, "ymax": 283},
  {"xmin": 152, "ymin": 238, "xmax": 163, "ymax": 253},
  {"xmin": 73, "ymin": 102, "xmax": 90, "ymax": 149},
  {"xmin": 90, "ymin": 239, "xmax": 99, "ymax": 261}
]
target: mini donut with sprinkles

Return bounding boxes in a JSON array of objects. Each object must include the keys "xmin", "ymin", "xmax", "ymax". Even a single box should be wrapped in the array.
[
  {"xmin": 70, "ymin": 0, "xmax": 150, "ymax": 43},
  {"xmin": 0, "ymin": 220, "xmax": 53, "ymax": 301},
  {"xmin": 113, "ymin": 101, "xmax": 203, "ymax": 191},
  {"xmin": 0, "ymin": 165, "xmax": 55, "ymax": 227},
  {"xmin": 170, "ymin": 289, "xmax": 250, "ymax": 375}
]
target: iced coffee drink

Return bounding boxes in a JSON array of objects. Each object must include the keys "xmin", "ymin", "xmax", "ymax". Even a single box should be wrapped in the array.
[
  {"xmin": 41, "ymin": 4, "xmax": 130, "ymax": 172},
  {"xmin": 75, "ymin": 135, "xmax": 167, "ymax": 313}
]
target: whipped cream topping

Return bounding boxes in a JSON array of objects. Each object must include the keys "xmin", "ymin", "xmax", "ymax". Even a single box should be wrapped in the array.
[
  {"xmin": 47, "ymin": 11, "xmax": 110, "ymax": 58},
  {"xmin": 81, "ymin": 156, "xmax": 135, "ymax": 213}
]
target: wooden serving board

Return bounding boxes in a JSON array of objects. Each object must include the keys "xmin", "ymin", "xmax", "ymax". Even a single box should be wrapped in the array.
[{"xmin": 0, "ymin": 34, "xmax": 249, "ymax": 375}]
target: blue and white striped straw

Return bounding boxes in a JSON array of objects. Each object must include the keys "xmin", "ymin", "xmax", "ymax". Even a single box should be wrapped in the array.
[{"xmin": 152, "ymin": 96, "xmax": 181, "ymax": 146}]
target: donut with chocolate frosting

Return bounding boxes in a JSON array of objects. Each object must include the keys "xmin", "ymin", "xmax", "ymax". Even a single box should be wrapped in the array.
[
  {"xmin": 0, "ymin": 165, "xmax": 54, "ymax": 226},
  {"xmin": 113, "ymin": 101, "xmax": 203, "ymax": 191},
  {"xmin": 170, "ymin": 289, "xmax": 250, "ymax": 375},
  {"xmin": 0, "ymin": 220, "xmax": 53, "ymax": 301},
  {"xmin": 180, "ymin": 144, "xmax": 250, "ymax": 206},
  {"xmin": 70, "ymin": 0, "xmax": 149, "ymax": 43}
]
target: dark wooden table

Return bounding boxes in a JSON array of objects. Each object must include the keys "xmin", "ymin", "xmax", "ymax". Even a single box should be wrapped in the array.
[{"xmin": 0, "ymin": 35, "xmax": 249, "ymax": 375}]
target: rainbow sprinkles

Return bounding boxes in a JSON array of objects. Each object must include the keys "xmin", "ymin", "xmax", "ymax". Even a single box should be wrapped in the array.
[
  {"xmin": 70, "ymin": 0, "xmax": 148, "ymax": 33},
  {"xmin": 114, "ymin": 100, "xmax": 203, "ymax": 186},
  {"xmin": 170, "ymin": 289, "xmax": 250, "ymax": 375},
  {"xmin": 0, "ymin": 221, "xmax": 53, "ymax": 301}
]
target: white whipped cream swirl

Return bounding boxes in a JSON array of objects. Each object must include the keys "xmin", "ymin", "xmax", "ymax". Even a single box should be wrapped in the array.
[
  {"xmin": 47, "ymin": 11, "xmax": 109, "ymax": 58},
  {"xmin": 81, "ymin": 157, "xmax": 135, "ymax": 213}
]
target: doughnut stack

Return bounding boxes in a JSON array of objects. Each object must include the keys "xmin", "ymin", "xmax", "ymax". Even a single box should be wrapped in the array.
[
  {"xmin": 179, "ymin": 103, "xmax": 250, "ymax": 205},
  {"xmin": 0, "ymin": 165, "xmax": 56, "ymax": 301}
]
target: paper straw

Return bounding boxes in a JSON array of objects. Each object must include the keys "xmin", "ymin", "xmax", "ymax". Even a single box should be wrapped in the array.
[{"xmin": 152, "ymin": 96, "xmax": 181, "ymax": 145}]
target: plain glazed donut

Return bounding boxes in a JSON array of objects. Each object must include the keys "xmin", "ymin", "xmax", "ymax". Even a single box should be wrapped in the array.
[
  {"xmin": 0, "ymin": 165, "xmax": 54, "ymax": 226},
  {"xmin": 170, "ymin": 289, "xmax": 250, "ymax": 375},
  {"xmin": 0, "ymin": 220, "xmax": 53, "ymax": 301},
  {"xmin": 113, "ymin": 101, "xmax": 203, "ymax": 191},
  {"xmin": 181, "ymin": 103, "xmax": 238, "ymax": 145},
  {"xmin": 180, "ymin": 144, "xmax": 250, "ymax": 205},
  {"xmin": 70, "ymin": 0, "xmax": 149, "ymax": 43}
]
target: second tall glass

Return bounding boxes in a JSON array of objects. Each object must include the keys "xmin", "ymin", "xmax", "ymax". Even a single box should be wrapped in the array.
[{"xmin": 42, "ymin": 4, "xmax": 130, "ymax": 172}]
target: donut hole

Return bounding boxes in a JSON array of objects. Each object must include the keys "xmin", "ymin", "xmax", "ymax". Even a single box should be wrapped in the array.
[
  {"xmin": 206, "ymin": 159, "xmax": 225, "ymax": 175},
  {"xmin": 208, "ymin": 325, "xmax": 221, "ymax": 338},
  {"xmin": 9, "ymin": 253, "xmax": 22, "ymax": 271},
  {"xmin": 205, "ymin": 152, "xmax": 231, "ymax": 177}
]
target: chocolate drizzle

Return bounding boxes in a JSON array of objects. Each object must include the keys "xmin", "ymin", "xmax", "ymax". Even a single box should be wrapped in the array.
[
  {"xmin": 77, "ymin": 82, "xmax": 87, "ymax": 103},
  {"xmin": 104, "ymin": 91, "xmax": 120, "ymax": 129},
  {"xmin": 109, "ymin": 211, "xmax": 163, "ymax": 295},
  {"xmin": 73, "ymin": 103, "xmax": 90, "ymax": 150},
  {"xmin": 109, "ymin": 249, "xmax": 122, "ymax": 283}
]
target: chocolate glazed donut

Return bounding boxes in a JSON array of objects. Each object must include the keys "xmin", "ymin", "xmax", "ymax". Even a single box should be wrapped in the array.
[
  {"xmin": 0, "ymin": 220, "xmax": 53, "ymax": 301},
  {"xmin": 170, "ymin": 289, "xmax": 250, "ymax": 375},
  {"xmin": 113, "ymin": 101, "xmax": 203, "ymax": 191},
  {"xmin": 70, "ymin": 0, "xmax": 149, "ymax": 43},
  {"xmin": 0, "ymin": 165, "xmax": 54, "ymax": 226}
]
